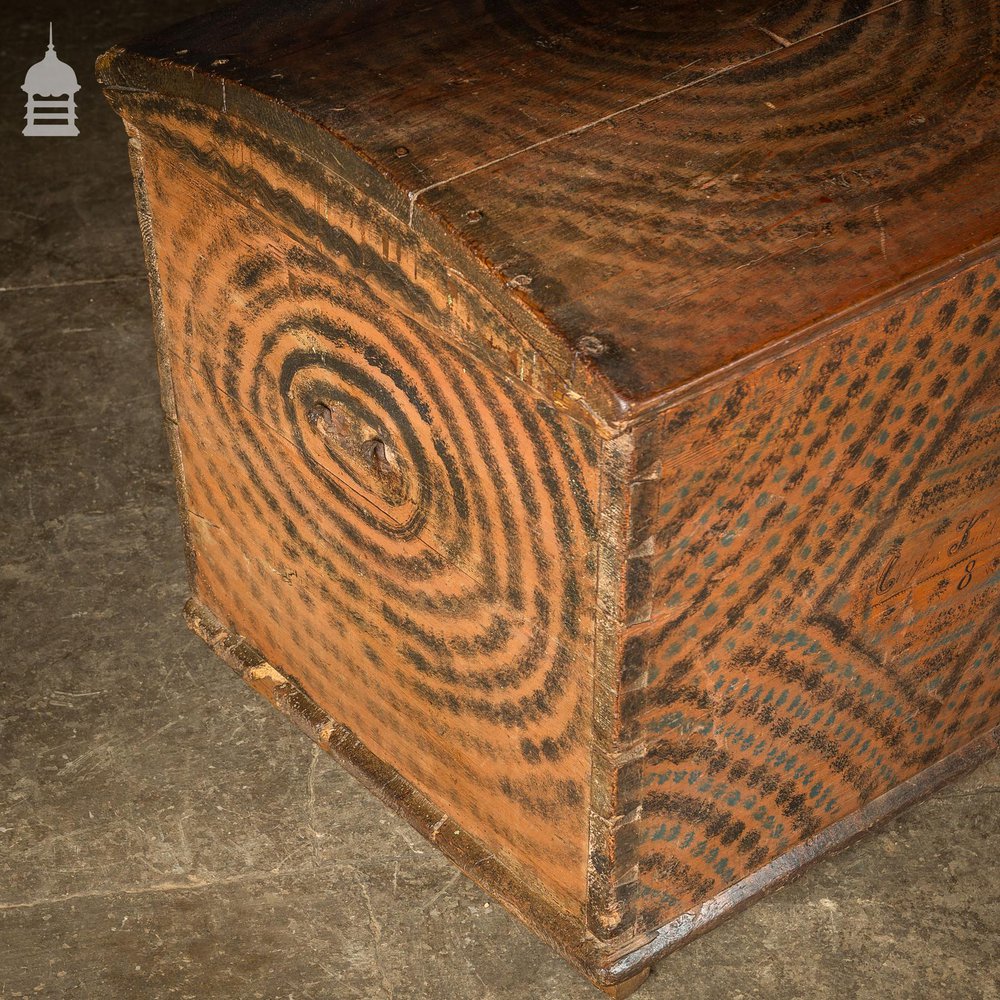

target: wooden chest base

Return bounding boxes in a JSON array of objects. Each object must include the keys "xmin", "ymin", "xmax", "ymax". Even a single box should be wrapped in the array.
[{"xmin": 186, "ymin": 597, "xmax": 999, "ymax": 995}]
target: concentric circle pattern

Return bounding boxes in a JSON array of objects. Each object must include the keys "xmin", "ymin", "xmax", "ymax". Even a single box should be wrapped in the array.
[{"xmin": 133, "ymin": 102, "xmax": 601, "ymax": 910}]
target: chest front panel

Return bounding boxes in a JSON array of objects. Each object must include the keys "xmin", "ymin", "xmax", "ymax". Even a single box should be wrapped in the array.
[{"xmin": 627, "ymin": 256, "xmax": 1000, "ymax": 927}]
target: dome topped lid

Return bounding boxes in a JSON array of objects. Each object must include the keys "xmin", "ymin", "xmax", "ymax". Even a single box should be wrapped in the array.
[{"xmin": 23, "ymin": 25, "xmax": 79, "ymax": 96}]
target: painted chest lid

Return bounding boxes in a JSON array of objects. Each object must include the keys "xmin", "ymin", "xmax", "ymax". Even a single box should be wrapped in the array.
[{"xmin": 99, "ymin": 0, "xmax": 999, "ymax": 420}]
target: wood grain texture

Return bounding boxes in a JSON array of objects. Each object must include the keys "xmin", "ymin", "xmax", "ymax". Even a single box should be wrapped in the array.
[
  {"xmin": 114, "ymin": 0, "xmax": 867, "ymax": 188},
  {"xmin": 426, "ymin": 0, "xmax": 1000, "ymax": 405},
  {"xmin": 626, "ymin": 253, "xmax": 1000, "ymax": 934},
  {"xmin": 103, "ymin": 0, "xmax": 999, "ymax": 413},
  {"xmin": 97, "ymin": 1, "xmax": 1000, "ymax": 992},
  {"xmin": 122, "ymin": 98, "xmax": 603, "ymax": 914}
]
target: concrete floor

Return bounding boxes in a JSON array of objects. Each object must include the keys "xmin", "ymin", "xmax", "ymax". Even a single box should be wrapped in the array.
[{"xmin": 1, "ymin": 2, "xmax": 998, "ymax": 997}]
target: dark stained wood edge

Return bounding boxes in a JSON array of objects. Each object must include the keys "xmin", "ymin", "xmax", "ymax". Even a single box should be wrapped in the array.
[
  {"xmin": 598, "ymin": 967, "xmax": 651, "ymax": 999},
  {"xmin": 125, "ymin": 123, "xmax": 200, "ymax": 589},
  {"xmin": 97, "ymin": 48, "xmax": 626, "ymax": 430},
  {"xmin": 603, "ymin": 720, "xmax": 1000, "ymax": 980}
]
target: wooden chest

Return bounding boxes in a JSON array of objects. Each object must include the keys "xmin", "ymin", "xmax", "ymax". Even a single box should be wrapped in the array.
[{"xmin": 98, "ymin": 1, "xmax": 1000, "ymax": 994}]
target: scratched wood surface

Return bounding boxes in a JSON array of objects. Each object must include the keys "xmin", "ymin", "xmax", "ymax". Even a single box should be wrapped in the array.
[
  {"xmin": 115, "ymin": 95, "xmax": 603, "ymax": 915},
  {"xmin": 108, "ymin": 0, "xmax": 999, "ymax": 411}
]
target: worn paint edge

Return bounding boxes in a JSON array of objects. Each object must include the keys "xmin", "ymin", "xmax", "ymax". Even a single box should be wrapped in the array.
[
  {"xmin": 586, "ymin": 431, "xmax": 646, "ymax": 942},
  {"xmin": 125, "ymin": 124, "xmax": 200, "ymax": 589}
]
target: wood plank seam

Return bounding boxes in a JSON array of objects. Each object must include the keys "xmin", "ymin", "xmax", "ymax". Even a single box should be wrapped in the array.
[{"xmin": 406, "ymin": 1, "xmax": 907, "ymax": 213}]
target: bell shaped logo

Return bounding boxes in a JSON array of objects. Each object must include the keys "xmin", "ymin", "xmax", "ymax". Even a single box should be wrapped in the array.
[{"xmin": 22, "ymin": 24, "xmax": 80, "ymax": 137}]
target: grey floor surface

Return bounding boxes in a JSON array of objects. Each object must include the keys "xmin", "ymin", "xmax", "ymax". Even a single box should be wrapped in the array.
[{"xmin": 1, "ymin": 2, "xmax": 998, "ymax": 998}]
